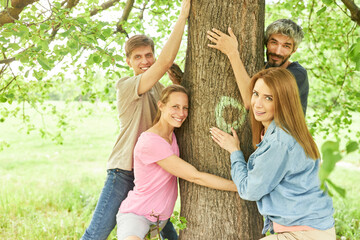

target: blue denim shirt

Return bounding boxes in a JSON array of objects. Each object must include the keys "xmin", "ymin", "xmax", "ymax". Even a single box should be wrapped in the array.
[{"xmin": 230, "ymin": 121, "xmax": 334, "ymax": 234}]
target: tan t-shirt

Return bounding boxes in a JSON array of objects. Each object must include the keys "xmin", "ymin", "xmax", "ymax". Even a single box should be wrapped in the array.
[{"xmin": 107, "ymin": 74, "xmax": 164, "ymax": 170}]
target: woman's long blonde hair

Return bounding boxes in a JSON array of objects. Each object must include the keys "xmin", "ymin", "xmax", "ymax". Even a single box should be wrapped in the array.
[
  {"xmin": 153, "ymin": 85, "xmax": 189, "ymax": 125},
  {"xmin": 249, "ymin": 68, "xmax": 319, "ymax": 160}
]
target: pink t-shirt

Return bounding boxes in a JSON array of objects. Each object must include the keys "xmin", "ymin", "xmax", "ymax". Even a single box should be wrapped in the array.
[{"xmin": 119, "ymin": 132, "xmax": 179, "ymax": 222}]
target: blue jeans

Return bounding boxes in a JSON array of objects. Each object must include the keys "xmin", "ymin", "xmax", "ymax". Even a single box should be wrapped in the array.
[{"xmin": 81, "ymin": 168, "xmax": 178, "ymax": 240}]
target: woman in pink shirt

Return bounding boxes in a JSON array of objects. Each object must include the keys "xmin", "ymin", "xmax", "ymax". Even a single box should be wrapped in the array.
[{"xmin": 116, "ymin": 85, "xmax": 237, "ymax": 240}]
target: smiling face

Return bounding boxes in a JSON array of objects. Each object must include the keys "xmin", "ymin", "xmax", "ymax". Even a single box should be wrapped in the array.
[
  {"xmin": 126, "ymin": 45, "xmax": 155, "ymax": 76},
  {"xmin": 251, "ymin": 78, "xmax": 275, "ymax": 130},
  {"xmin": 159, "ymin": 92, "xmax": 189, "ymax": 128},
  {"xmin": 266, "ymin": 34, "xmax": 296, "ymax": 68}
]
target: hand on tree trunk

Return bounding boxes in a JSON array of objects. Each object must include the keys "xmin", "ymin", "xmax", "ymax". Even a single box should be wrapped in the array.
[{"xmin": 210, "ymin": 127, "xmax": 240, "ymax": 154}]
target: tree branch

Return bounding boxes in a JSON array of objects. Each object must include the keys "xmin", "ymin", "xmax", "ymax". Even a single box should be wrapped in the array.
[
  {"xmin": 50, "ymin": 0, "xmax": 80, "ymax": 41},
  {"xmin": 65, "ymin": 0, "xmax": 80, "ymax": 9},
  {"xmin": 90, "ymin": 0, "xmax": 121, "ymax": 16},
  {"xmin": 116, "ymin": 0, "xmax": 134, "ymax": 35},
  {"xmin": 11, "ymin": 0, "xmax": 38, "ymax": 8},
  {"xmin": 0, "ymin": 0, "xmax": 39, "ymax": 27},
  {"xmin": 341, "ymin": 0, "xmax": 360, "ymax": 26},
  {"xmin": 0, "ymin": 44, "xmax": 35, "ymax": 65},
  {"xmin": 0, "ymin": 57, "xmax": 16, "ymax": 64},
  {"xmin": 0, "ymin": 75, "xmax": 17, "ymax": 93},
  {"xmin": 138, "ymin": 0, "xmax": 149, "ymax": 20}
]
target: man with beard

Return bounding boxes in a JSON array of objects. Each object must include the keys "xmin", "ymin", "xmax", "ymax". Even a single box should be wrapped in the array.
[{"xmin": 207, "ymin": 19, "xmax": 308, "ymax": 115}]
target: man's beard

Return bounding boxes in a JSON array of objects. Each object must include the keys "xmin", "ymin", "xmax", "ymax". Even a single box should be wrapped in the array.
[{"xmin": 266, "ymin": 52, "xmax": 291, "ymax": 68}]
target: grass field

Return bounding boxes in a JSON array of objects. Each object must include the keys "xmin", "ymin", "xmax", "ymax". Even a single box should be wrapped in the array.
[{"xmin": 0, "ymin": 102, "xmax": 359, "ymax": 239}]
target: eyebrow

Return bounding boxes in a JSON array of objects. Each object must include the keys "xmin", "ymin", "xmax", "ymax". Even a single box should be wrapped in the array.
[
  {"xmin": 269, "ymin": 37, "xmax": 293, "ymax": 46},
  {"xmin": 253, "ymin": 89, "xmax": 273, "ymax": 97}
]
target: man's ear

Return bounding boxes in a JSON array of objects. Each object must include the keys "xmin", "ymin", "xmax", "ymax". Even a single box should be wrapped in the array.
[{"xmin": 126, "ymin": 57, "xmax": 131, "ymax": 67}]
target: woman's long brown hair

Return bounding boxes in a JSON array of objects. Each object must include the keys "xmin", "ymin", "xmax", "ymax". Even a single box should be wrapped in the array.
[{"xmin": 249, "ymin": 68, "xmax": 320, "ymax": 160}]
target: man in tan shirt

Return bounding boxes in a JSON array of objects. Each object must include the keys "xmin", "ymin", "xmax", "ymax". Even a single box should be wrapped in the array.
[{"xmin": 81, "ymin": 1, "xmax": 190, "ymax": 239}]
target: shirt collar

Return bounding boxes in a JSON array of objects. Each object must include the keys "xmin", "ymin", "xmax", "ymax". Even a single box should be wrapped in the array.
[{"xmin": 256, "ymin": 120, "xmax": 276, "ymax": 147}]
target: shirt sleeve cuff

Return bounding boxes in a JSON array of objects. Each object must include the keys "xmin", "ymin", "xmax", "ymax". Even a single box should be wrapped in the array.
[{"xmin": 230, "ymin": 150, "xmax": 245, "ymax": 164}]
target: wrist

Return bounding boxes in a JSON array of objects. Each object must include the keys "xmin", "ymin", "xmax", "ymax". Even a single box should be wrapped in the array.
[
  {"xmin": 229, "ymin": 147, "xmax": 240, "ymax": 154},
  {"xmin": 227, "ymin": 50, "xmax": 240, "ymax": 59},
  {"xmin": 178, "ymin": 13, "xmax": 189, "ymax": 20}
]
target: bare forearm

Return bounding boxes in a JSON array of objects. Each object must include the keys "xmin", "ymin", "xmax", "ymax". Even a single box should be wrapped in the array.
[
  {"xmin": 158, "ymin": 154, "xmax": 237, "ymax": 192},
  {"xmin": 156, "ymin": 15, "xmax": 187, "ymax": 69},
  {"xmin": 193, "ymin": 172, "xmax": 237, "ymax": 192},
  {"xmin": 227, "ymin": 51, "xmax": 251, "ymax": 109},
  {"xmin": 138, "ymin": 1, "xmax": 189, "ymax": 95}
]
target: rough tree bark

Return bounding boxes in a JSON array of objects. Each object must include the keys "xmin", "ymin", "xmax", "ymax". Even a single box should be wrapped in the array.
[{"xmin": 178, "ymin": 0, "xmax": 265, "ymax": 239}]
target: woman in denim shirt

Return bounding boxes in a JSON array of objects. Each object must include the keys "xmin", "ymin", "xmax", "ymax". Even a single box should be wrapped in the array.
[{"xmin": 210, "ymin": 68, "xmax": 335, "ymax": 239}]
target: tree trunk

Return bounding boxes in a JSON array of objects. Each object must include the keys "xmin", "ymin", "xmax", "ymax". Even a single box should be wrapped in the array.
[{"xmin": 177, "ymin": 0, "xmax": 265, "ymax": 239}]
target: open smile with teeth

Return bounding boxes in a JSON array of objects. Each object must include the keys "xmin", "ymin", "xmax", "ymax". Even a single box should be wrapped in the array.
[
  {"xmin": 140, "ymin": 67, "xmax": 149, "ymax": 71},
  {"xmin": 173, "ymin": 117, "xmax": 183, "ymax": 122},
  {"xmin": 255, "ymin": 111, "xmax": 265, "ymax": 116}
]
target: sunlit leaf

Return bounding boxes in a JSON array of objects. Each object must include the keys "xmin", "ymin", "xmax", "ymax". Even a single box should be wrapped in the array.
[
  {"xmin": 325, "ymin": 179, "xmax": 346, "ymax": 198},
  {"xmin": 37, "ymin": 57, "xmax": 51, "ymax": 70},
  {"xmin": 346, "ymin": 140, "xmax": 359, "ymax": 154},
  {"xmin": 316, "ymin": 7, "xmax": 326, "ymax": 16}
]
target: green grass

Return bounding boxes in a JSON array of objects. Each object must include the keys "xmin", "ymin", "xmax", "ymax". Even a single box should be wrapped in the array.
[
  {"xmin": 330, "ymin": 167, "xmax": 360, "ymax": 240},
  {"xmin": 0, "ymin": 102, "xmax": 117, "ymax": 240},
  {"xmin": 0, "ymin": 102, "xmax": 359, "ymax": 239}
]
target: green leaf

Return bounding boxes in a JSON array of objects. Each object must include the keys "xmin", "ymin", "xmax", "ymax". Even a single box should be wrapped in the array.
[
  {"xmin": 77, "ymin": 17, "xmax": 87, "ymax": 24},
  {"xmin": 325, "ymin": 179, "xmax": 346, "ymax": 198},
  {"xmin": 60, "ymin": 30, "xmax": 71, "ymax": 38},
  {"xmin": 316, "ymin": 7, "xmax": 326, "ymax": 16},
  {"xmin": 19, "ymin": 54, "xmax": 29, "ymax": 63},
  {"xmin": 93, "ymin": 54, "xmax": 101, "ymax": 63},
  {"xmin": 321, "ymin": 140, "xmax": 340, "ymax": 157},
  {"xmin": 0, "ymin": 37, "xmax": 9, "ymax": 42},
  {"xmin": 101, "ymin": 28, "xmax": 112, "ymax": 38},
  {"xmin": 349, "ymin": 40, "xmax": 360, "ymax": 71},
  {"xmin": 39, "ymin": 40, "xmax": 49, "ymax": 51},
  {"xmin": 9, "ymin": 43, "xmax": 20, "ymax": 50},
  {"xmin": 114, "ymin": 55, "xmax": 122, "ymax": 61},
  {"xmin": 67, "ymin": 40, "xmax": 79, "ymax": 55},
  {"xmin": 346, "ymin": 140, "xmax": 359, "ymax": 154},
  {"xmin": 33, "ymin": 70, "xmax": 43, "ymax": 80},
  {"xmin": 6, "ymin": 93, "xmax": 14, "ymax": 99},
  {"xmin": 319, "ymin": 140, "xmax": 342, "ymax": 181},
  {"xmin": 0, "ymin": 96, "xmax": 7, "ymax": 103},
  {"xmin": 17, "ymin": 25, "xmax": 29, "ymax": 37},
  {"xmin": 40, "ymin": 23, "xmax": 49, "ymax": 30},
  {"xmin": 37, "ymin": 57, "xmax": 51, "ymax": 70},
  {"xmin": 321, "ymin": 0, "xmax": 334, "ymax": 6},
  {"xmin": 102, "ymin": 60, "xmax": 110, "ymax": 68}
]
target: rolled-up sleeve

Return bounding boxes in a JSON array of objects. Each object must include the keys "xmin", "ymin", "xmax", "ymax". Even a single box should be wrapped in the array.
[{"xmin": 230, "ymin": 141, "xmax": 289, "ymax": 201}]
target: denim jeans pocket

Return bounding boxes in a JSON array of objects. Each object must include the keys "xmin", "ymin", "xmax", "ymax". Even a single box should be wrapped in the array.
[{"xmin": 114, "ymin": 168, "xmax": 134, "ymax": 177}]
